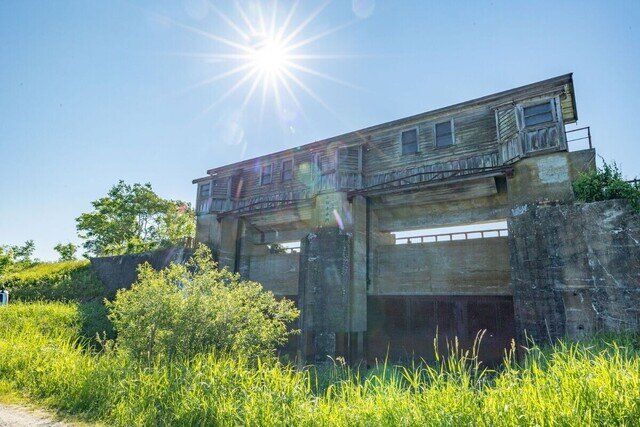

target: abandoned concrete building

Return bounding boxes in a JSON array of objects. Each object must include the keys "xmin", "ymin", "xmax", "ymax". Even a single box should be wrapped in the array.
[{"xmin": 191, "ymin": 73, "xmax": 607, "ymax": 364}]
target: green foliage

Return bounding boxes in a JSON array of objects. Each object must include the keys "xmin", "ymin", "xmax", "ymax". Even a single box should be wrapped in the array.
[
  {"xmin": 0, "ymin": 240, "xmax": 36, "ymax": 275},
  {"xmin": 0, "ymin": 260, "xmax": 106, "ymax": 302},
  {"xmin": 573, "ymin": 160, "xmax": 640, "ymax": 211},
  {"xmin": 76, "ymin": 180, "xmax": 195, "ymax": 257},
  {"xmin": 1, "ymin": 302, "xmax": 640, "ymax": 426},
  {"xmin": 107, "ymin": 245, "xmax": 299, "ymax": 362},
  {"xmin": 53, "ymin": 242, "xmax": 77, "ymax": 261}
]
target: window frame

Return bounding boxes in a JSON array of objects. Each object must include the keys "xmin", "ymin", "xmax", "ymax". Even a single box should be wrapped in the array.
[
  {"xmin": 199, "ymin": 181, "xmax": 211, "ymax": 198},
  {"xmin": 281, "ymin": 158, "xmax": 294, "ymax": 182},
  {"xmin": 522, "ymin": 100, "xmax": 555, "ymax": 128},
  {"xmin": 400, "ymin": 127, "xmax": 420, "ymax": 155},
  {"xmin": 260, "ymin": 164, "xmax": 273, "ymax": 186},
  {"xmin": 434, "ymin": 119, "xmax": 455, "ymax": 148}
]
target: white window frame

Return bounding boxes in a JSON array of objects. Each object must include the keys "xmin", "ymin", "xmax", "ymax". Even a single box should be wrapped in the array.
[{"xmin": 434, "ymin": 119, "xmax": 455, "ymax": 148}]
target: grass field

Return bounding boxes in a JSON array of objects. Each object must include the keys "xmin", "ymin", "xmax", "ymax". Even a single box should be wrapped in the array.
[{"xmin": 0, "ymin": 302, "xmax": 639, "ymax": 426}]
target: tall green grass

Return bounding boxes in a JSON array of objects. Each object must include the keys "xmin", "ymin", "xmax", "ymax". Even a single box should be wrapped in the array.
[
  {"xmin": 0, "ymin": 260, "xmax": 106, "ymax": 302},
  {"xmin": 1, "ymin": 302, "xmax": 639, "ymax": 426}
]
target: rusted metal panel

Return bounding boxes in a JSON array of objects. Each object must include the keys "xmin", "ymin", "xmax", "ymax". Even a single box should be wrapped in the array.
[{"xmin": 366, "ymin": 295, "xmax": 516, "ymax": 366}]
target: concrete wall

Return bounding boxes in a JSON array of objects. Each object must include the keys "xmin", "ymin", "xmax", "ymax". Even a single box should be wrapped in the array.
[
  {"xmin": 246, "ymin": 253, "xmax": 299, "ymax": 295},
  {"xmin": 372, "ymin": 238, "xmax": 512, "ymax": 295},
  {"xmin": 90, "ymin": 246, "xmax": 194, "ymax": 296},
  {"xmin": 509, "ymin": 199, "xmax": 640, "ymax": 343}
]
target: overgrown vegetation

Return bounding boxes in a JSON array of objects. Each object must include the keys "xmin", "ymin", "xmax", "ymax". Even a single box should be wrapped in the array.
[
  {"xmin": 573, "ymin": 160, "xmax": 640, "ymax": 211},
  {"xmin": 0, "ymin": 239, "xmax": 36, "ymax": 275},
  {"xmin": 0, "ymin": 259, "xmax": 105, "ymax": 302},
  {"xmin": 1, "ymin": 302, "xmax": 639, "ymax": 426},
  {"xmin": 76, "ymin": 180, "xmax": 195, "ymax": 256},
  {"xmin": 107, "ymin": 246, "xmax": 299, "ymax": 362}
]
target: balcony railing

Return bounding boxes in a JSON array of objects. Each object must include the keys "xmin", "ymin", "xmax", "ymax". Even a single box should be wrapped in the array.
[
  {"xmin": 565, "ymin": 126, "xmax": 592, "ymax": 150},
  {"xmin": 395, "ymin": 228, "xmax": 508, "ymax": 245}
]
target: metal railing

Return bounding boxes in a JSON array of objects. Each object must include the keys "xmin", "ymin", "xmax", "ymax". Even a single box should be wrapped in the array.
[
  {"xmin": 395, "ymin": 228, "xmax": 508, "ymax": 245},
  {"xmin": 267, "ymin": 243, "xmax": 301, "ymax": 254},
  {"xmin": 565, "ymin": 126, "xmax": 592, "ymax": 150}
]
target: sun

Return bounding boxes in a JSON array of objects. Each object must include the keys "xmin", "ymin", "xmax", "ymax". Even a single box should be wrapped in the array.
[
  {"xmin": 251, "ymin": 37, "xmax": 288, "ymax": 75},
  {"xmin": 160, "ymin": 1, "xmax": 359, "ymax": 122}
]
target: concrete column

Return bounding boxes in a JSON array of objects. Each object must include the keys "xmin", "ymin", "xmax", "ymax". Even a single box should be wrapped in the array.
[
  {"xmin": 218, "ymin": 216, "xmax": 240, "ymax": 271},
  {"xmin": 350, "ymin": 195, "xmax": 368, "ymax": 340},
  {"xmin": 298, "ymin": 227, "xmax": 351, "ymax": 363}
]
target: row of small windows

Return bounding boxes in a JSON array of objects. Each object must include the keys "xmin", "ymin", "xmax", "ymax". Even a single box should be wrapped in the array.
[
  {"xmin": 261, "ymin": 159, "xmax": 293, "ymax": 186},
  {"xmin": 401, "ymin": 101, "xmax": 555, "ymax": 155},
  {"xmin": 401, "ymin": 120, "xmax": 454, "ymax": 155}
]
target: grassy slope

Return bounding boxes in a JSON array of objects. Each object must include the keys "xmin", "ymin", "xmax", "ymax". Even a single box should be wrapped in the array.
[
  {"xmin": 0, "ymin": 260, "xmax": 106, "ymax": 302},
  {"xmin": 0, "ymin": 261, "xmax": 114, "ymax": 343},
  {"xmin": 0, "ymin": 302, "xmax": 639, "ymax": 426}
]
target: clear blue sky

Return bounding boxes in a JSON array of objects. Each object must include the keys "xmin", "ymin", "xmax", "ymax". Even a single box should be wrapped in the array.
[{"xmin": 1, "ymin": 0, "xmax": 639, "ymax": 261}]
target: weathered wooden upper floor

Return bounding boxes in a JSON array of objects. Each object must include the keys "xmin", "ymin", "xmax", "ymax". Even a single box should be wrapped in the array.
[{"xmin": 193, "ymin": 74, "xmax": 578, "ymax": 216}]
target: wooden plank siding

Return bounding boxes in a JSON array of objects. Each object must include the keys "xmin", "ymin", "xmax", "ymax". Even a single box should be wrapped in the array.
[{"xmin": 193, "ymin": 74, "xmax": 578, "ymax": 218}]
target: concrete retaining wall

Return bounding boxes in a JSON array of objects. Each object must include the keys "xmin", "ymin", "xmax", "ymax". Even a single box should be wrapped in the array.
[
  {"xmin": 90, "ymin": 246, "xmax": 194, "ymax": 296},
  {"xmin": 509, "ymin": 199, "xmax": 640, "ymax": 343}
]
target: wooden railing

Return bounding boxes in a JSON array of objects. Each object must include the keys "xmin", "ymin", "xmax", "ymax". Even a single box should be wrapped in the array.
[{"xmin": 395, "ymin": 228, "xmax": 508, "ymax": 244}]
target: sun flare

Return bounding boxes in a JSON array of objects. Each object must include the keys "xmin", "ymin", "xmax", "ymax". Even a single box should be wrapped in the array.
[
  {"xmin": 252, "ymin": 37, "xmax": 288, "ymax": 74},
  {"xmin": 162, "ymin": 1, "xmax": 359, "ymax": 123}
]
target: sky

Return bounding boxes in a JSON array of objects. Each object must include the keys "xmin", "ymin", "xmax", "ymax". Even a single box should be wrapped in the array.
[{"xmin": 1, "ymin": 0, "xmax": 639, "ymax": 261}]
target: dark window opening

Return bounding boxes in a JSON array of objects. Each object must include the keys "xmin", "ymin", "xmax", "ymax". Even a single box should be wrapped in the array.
[
  {"xmin": 282, "ymin": 159, "xmax": 293, "ymax": 181},
  {"xmin": 523, "ymin": 102, "xmax": 554, "ymax": 127},
  {"xmin": 401, "ymin": 129, "xmax": 418, "ymax": 155},
  {"xmin": 435, "ymin": 121, "xmax": 453, "ymax": 147},
  {"xmin": 261, "ymin": 165, "xmax": 272, "ymax": 185},
  {"xmin": 199, "ymin": 182, "xmax": 211, "ymax": 197}
]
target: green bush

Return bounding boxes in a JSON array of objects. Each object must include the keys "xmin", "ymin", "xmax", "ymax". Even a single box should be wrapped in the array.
[
  {"xmin": 107, "ymin": 245, "xmax": 299, "ymax": 362},
  {"xmin": 573, "ymin": 161, "xmax": 640, "ymax": 211},
  {"xmin": 1, "ymin": 302, "xmax": 640, "ymax": 426},
  {"xmin": 0, "ymin": 260, "xmax": 106, "ymax": 302}
]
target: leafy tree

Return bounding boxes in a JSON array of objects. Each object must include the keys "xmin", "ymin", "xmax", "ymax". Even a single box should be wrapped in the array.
[
  {"xmin": 106, "ymin": 245, "xmax": 299, "ymax": 362},
  {"xmin": 54, "ymin": 243, "xmax": 77, "ymax": 261},
  {"xmin": 573, "ymin": 161, "xmax": 640, "ymax": 211},
  {"xmin": 0, "ymin": 240, "xmax": 36, "ymax": 275},
  {"xmin": 76, "ymin": 181, "xmax": 195, "ymax": 256}
]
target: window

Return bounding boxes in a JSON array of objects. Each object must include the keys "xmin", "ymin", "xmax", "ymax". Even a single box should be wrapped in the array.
[
  {"xmin": 199, "ymin": 182, "xmax": 211, "ymax": 198},
  {"xmin": 401, "ymin": 129, "xmax": 418, "ymax": 155},
  {"xmin": 435, "ymin": 121, "xmax": 454, "ymax": 147},
  {"xmin": 523, "ymin": 102, "xmax": 554, "ymax": 127},
  {"xmin": 282, "ymin": 159, "xmax": 293, "ymax": 181},
  {"xmin": 261, "ymin": 165, "xmax": 272, "ymax": 185}
]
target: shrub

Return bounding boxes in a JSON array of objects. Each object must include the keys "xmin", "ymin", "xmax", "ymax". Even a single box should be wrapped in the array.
[
  {"xmin": 106, "ymin": 245, "xmax": 299, "ymax": 362},
  {"xmin": 0, "ymin": 260, "xmax": 106, "ymax": 302},
  {"xmin": 573, "ymin": 161, "xmax": 640, "ymax": 211},
  {"xmin": 1, "ymin": 302, "xmax": 640, "ymax": 426}
]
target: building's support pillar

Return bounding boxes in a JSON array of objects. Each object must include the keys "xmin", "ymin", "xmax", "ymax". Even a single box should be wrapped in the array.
[
  {"xmin": 195, "ymin": 213, "xmax": 221, "ymax": 254},
  {"xmin": 299, "ymin": 227, "xmax": 351, "ymax": 363},
  {"xmin": 350, "ymin": 195, "xmax": 368, "ymax": 361},
  {"xmin": 297, "ymin": 191, "xmax": 370, "ymax": 363},
  {"xmin": 218, "ymin": 216, "xmax": 240, "ymax": 271}
]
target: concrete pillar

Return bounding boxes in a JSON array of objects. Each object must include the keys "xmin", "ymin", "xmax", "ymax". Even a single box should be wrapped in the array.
[
  {"xmin": 298, "ymin": 227, "xmax": 351, "ymax": 363},
  {"xmin": 218, "ymin": 216, "xmax": 240, "ymax": 271},
  {"xmin": 350, "ymin": 195, "xmax": 368, "ymax": 360}
]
